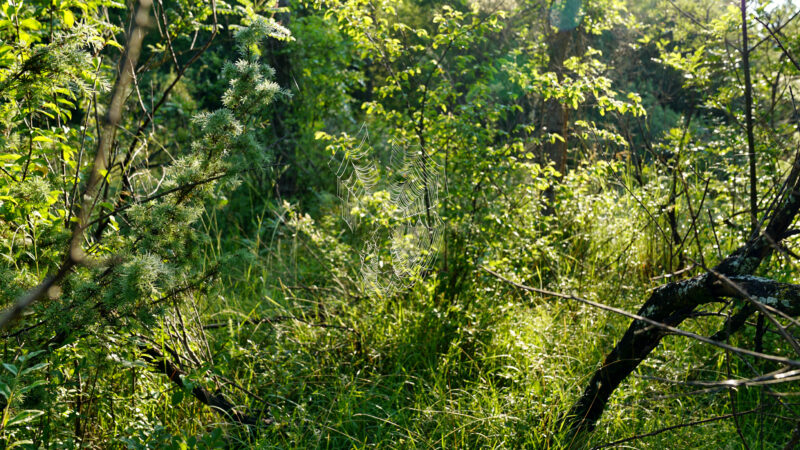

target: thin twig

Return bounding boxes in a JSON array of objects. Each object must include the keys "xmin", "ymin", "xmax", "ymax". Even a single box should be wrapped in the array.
[{"xmin": 592, "ymin": 407, "xmax": 763, "ymax": 449}]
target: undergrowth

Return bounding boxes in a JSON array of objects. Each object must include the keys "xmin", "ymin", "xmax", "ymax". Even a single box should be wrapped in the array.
[{"xmin": 126, "ymin": 161, "xmax": 796, "ymax": 449}]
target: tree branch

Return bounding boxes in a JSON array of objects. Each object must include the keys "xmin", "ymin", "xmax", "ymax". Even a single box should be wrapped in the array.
[
  {"xmin": 138, "ymin": 342, "xmax": 273, "ymax": 427},
  {"xmin": 0, "ymin": 0, "xmax": 152, "ymax": 330}
]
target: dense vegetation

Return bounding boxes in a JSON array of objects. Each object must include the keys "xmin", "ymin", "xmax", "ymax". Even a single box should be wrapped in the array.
[{"xmin": 3, "ymin": 0, "xmax": 800, "ymax": 447}]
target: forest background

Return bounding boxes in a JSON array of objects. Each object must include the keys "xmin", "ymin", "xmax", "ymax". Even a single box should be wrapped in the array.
[{"xmin": 3, "ymin": 0, "xmax": 800, "ymax": 447}]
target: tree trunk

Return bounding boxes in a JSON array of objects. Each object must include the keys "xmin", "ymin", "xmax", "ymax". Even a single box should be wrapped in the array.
[{"xmin": 541, "ymin": 29, "xmax": 572, "ymax": 174}]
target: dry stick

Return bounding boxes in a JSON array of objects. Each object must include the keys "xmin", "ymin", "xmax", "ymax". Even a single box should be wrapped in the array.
[
  {"xmin": 488, "ymin": 259, "xmax": 800, "ymax": 437},
  {"xmin": 0, "ymin": 264, "xmax": 214, "ymax": 345},
  {"xmin": 480, "ymin": 267, "xmax": 800, "ymax": 367},
  {"xmin": 721, "ymin": 326, "xmax": 800, "ymax": 432},
  {"xmin": 750, "ymin": 9, "xmax": 800, "ymax": 52},
  {"xmin": 785, "ymin": 422, "xmax": 800, "ymax": 450},
  {"xmin": 637, "ymin": 367, "xmax": 800, "ymax": 388},
  {"xmin": 708, "ymin": 209, "xmax": 724, "ymax": 260},
  {"xmin": 740, "ymin": 0, "xmax": 764, "ymax": 368},
  {"xmin": 170, "ymin": 309, "xmax": 203, "ymax": 368},
  {"xmin": 85, "ymin": 172, "xmax": 227, "ymax": 229},
  {"xmin": 73, "ymin": 0, "xmax": 151, "ymax": 257},
  {"xmin": 556, "ymin": 296, "xmax": 797, "ymax": 436},
  {"xmin": 710, "ymin": 304, "xmax": 757, "ymax": 342},
  {"xmin": 650, "ymin": 264, "xmax": 697, "ymax": 281},
  {"xmin": 591, "ymin": 407, "xmax": 763, "ymax": 449},
  {"xmin": 698, "ymin": 261, "xmax": 800, "ymax": 356},
  {"xmin": 138, "ymin": 342, "xmax": 272, "ymax": 427},
  {"xmin": 188, "ymin": 296, "xmax": 216, "ymax": 372},
  {"xmin": 676, "ymin": 172, "xmax": 710, "ymax": 269},
  {"xmin": 0, "ymin": 0, "xmax": 153, "ymax": 331},
  {"xmin": 66, "ymin": 57, "xmax": 103, "ymax": 227},
  {"xmin": 117, "ymin": 0, "xmax": 217, "ymax": 193},
  {"xmin": 666, "ymin": 112, "xmax": 694, "ymax": 268},
  {"xmin": 564, "ymin": 143, "xmax": 800, "ymax": 431},
  {"xmin": 755, "ymin": 15, "xmax": 800, "ymax": 74},
  {"xmin": 726, "ymin": 330, "xmax": 752, "ymax": 450}
]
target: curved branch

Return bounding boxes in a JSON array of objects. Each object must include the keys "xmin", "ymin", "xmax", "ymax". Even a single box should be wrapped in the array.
[
  {"xmin": 0, "ymin": 0, "xmax": 153, "ymax": 331},
  {"xmin": 139, "ymin": 343, "xmax": 273, "ymax": 427},
  {"xmin": 566, "ymin": 150, "xmax": 800, "ymax": 432}
]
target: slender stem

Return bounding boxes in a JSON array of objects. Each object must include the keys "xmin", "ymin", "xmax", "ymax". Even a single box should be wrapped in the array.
[{"xmin": 742, "ymin": 0, "xmax": 758, "ymax": 235}]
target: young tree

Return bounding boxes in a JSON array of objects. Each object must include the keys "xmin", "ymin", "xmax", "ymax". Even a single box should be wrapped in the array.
[{"xmin": 0, "ymin": 0, "xmax": 289, "ymax": 441}]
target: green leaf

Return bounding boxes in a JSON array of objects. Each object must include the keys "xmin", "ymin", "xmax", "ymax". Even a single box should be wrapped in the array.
[
  {"xmin": 0, "ymin": 382, "xmax": 11, "ymax": 400},
  {"xmin": 21, "ymin": 362, "xmax": 48, "ymax": 376},
  {"xmin": 2, "ymin": 363, "xmax": 18, "ymax": 376},
  {"xmin": 6, "ymin": 410, "xmax": 44, "ymax": 427},
  {"xmin": 18, "ymin": 350, "xmax": 45, "ymax": 363},
  {"xmin": 62, "ymin": 9, "xmax": 74, "ymax": 28},
  {"xmin": 18, "ymin": 379, "xmax": 46, "ymax": 395},
  {"xmin": 19, "ymin": 18, "xmax": 42, "ymax": 31},
  {"xmin": 106, "ymin": 39, "xmax": 124, "ymax": 50}
]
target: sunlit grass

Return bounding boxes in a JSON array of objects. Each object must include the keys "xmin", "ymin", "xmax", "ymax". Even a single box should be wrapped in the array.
[{"xmin": 118, "ymin": 163, "xmax": 797, "ymax": 448}]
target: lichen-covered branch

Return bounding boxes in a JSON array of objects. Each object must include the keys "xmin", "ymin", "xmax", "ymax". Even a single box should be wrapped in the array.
[{"xmin": 567, "ymin": 152, "xmax": 800, "ymax": 432}]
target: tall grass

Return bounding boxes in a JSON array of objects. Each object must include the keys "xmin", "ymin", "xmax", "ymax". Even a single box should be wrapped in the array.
[{"xmin": 112, "ymin": 162, "xmax": 798, "ymax": 448}]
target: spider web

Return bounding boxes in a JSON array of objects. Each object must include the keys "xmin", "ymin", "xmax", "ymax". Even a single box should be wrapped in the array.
[
  {"xmin": 331, "ymin": 127, "xmax": 443, "ymax": 296},
  {"xmin": 331, "ymin": 127, "xmax": 378, "ymax": 232}
]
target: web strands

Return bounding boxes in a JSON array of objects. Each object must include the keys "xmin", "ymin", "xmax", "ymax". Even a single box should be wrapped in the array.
[
  {"xmin": 333, "ymin": 133, "xmax": 442, "ymax": 297},
  {"xmin": 332, "ymin": 128, "xmax": 378, "ymax": 232},
  {"xmin": 387, "ymin": 142, "xmax": 442, "ymax": 283}
]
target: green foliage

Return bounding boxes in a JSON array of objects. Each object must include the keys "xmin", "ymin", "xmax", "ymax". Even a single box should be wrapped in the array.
[
  {"xmin": 0, "ymin": 350, "xmax": 48, "ymax": 447},
  {"xmin": 0, "ymin": 0, "xmax": 292, "ymax": 445},
  {"xmin": 3, "ymin": 0, "xmax": 800, "ymax": 447}
]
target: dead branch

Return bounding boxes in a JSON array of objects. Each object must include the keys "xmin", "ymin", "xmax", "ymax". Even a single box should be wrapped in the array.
[
  {"xmin": 138, "ymin": 342, "xmax": 273, "ymax": 428},
  {"xmin": 563, "ymin": 148, "xmax": 800, "ymax": 432}
]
